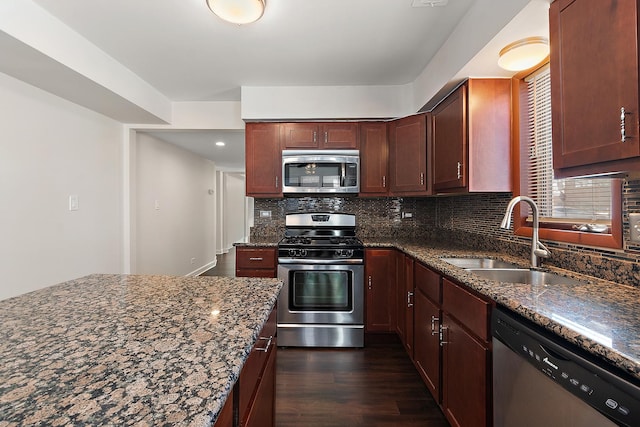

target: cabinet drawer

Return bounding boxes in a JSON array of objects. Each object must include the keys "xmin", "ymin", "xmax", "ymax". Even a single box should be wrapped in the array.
[
  {"xmin": 414, "ymin": 262, "xmax": 441, "ymax": 304},
  {"xmin": 236, "ymin": 248, "xmax": 276, "ymax": 270},
  {"xmin": 442, "ymin": 278, "xmax": 490, "ymax": 341}
]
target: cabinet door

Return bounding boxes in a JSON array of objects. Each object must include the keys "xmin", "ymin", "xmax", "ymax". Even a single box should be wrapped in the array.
[
  {"xmin": 282, "ymin": 123, "xmax": 320, "ymax": 148},
  {"xmin": 414, "ymin": 289, "xmax": 441, "ymax": 402},
  {"xmin": 365, "ymin": 249, "xmax": 396, "ymax": 332},
  {"xmin": 243, "ymin": 337, "xmax": 276, "ymax": 427},
  {"xmin": 245, "ymin": 123, "xmax": 282, "ymax": 197},
  {"xmin": 403, "ymin": 255, "xmax": 415, "ymax": 357},
  {"xmin": 551, "ymin": 0, "xmax": 640, "ymax": 175},
  {"xmin": 389, "ymin": 114, "xmax": 430, "ymax": 195},
  {"xmin": 395, "ymin": 252, "xmax": 407, "ymax": 342},
  {"xmin": 213, "ymin": 388, "xmax": 234, "ymax": 427},
  {"xmin": 321, "ymin": 123, "xmax": 359, "ymax": 149},
  {"xmin": 359, "ymin": 122, "xmax": 389, "ymax": 195},
  {"xmin": 433, "ymin": 85, "xmax": 466, "ymax": 191},
  {"xmin": 441, "ymin": 313, "xmax": 489, "ymax": 427}
]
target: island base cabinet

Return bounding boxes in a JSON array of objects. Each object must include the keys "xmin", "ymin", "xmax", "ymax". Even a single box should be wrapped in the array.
[
  {"xmin": 243, "ymin": 337, "xmax": 276, "ymax": 427},
  {"xmin": 441, "ymin": 312, "xmax": 490, "ymax": 427},
  {"xmin": 213, "ymin": 389, "xmax": 234, "ymax": 427}
]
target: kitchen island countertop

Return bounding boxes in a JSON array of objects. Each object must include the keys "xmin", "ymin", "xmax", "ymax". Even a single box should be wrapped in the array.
[{"xmin": 0, "ymin": 274, "xmax": 282, "ymax": 426}]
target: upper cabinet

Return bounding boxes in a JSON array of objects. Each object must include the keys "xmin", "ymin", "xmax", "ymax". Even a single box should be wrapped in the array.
[
  {"xmin": 432, "ymin": 79, "xmax": 512, "ymax": 193},
  {"xmin": 389, "ymin": 113, "xmax": 431, "ymax": 196},
  {"xmin": 282, "ymin": 122, "xmax": 359, "ymax": 149},
  {"xmin": 245, "ymin": 123, "xmax": 282, "ymax": 198},
  {"xmin": 359, "ymin": 122, "xmax": 389, "ymax": 196},
  {"xmin": 550, "ymin": 0, "xmax": 640, "ymax": 177}
]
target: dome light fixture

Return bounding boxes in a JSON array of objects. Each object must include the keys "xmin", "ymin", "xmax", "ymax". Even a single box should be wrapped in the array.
[
  {"xmin": 498, "ymin": 36, "xmax": 549, "ymax": 72},
  {"xmin": 206, "ymin": 0, "xmax": 266, "ymax": 25}
]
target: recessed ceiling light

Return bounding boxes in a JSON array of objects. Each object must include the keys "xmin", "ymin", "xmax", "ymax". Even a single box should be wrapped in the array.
[{"xmin": 216, "ymin": 141, "xmax": 226, "ymax": 147}]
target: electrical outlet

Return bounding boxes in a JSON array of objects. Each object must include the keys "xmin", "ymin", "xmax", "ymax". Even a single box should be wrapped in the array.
[
  {"xmin": 401, "ymin": 212, "xmax": 413, "ymax": 219},
  {"xmin": 69, "ymin": 195, "xmax": 79, "ymax": 211},
  {"xmin": 260, "ymin": 210, "xmax": 272, "ymax": 218},
  {"xmin": 630, "ymin": 213, "xmax": 640, "ymax": 242}
]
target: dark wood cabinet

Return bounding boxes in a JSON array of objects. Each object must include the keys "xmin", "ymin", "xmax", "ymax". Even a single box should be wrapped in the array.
[
  {"xmin": 240, "ymin": 308, "xmax": 277, "ymax": 427},
  {"xmin": 213, "ymin": 388, "xmax": 234, "ymax": 427},
  {"xmin": 365, "ymin": 248, "xmax": 396, "ymax": 332},
  {"xmin": 245, "ymin": 123, "xmax": 282, "ymax": 197},
  {"xmin": 432, "ymin": 79, "xmax": 511, "ymax": 193},
  {"xmin": 413, "ymin": 262, "xmax": 442, "ymax": 402},
  {"xmin": 282, "ymin": 122, "xmax": 359, "ymax": 149},
  {"xmin": 440, "ymin": 278, "xmax": 491, "ymax": 427},
  {"xmin": 550, "ymin": 0, "xmax": 640, "ymax": 177},
  {"xmin": 389, "ymin": 113, "xmax": 431, "ymax": 196},
  {"xmin": 359, "ymin": 122, "xmax": 389, "ymax": 195},
  {"xmin": 235, "ymin": 247, "xmax": 277, "ymax": 278},
  {"xmin": 402, "ymin": 255, "xmax": 415, "ymax": 357}
]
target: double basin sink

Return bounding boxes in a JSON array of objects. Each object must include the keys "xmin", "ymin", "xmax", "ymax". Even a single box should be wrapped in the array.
[{"xmin": 442, "ymin": 257, "xmax": 587, "ymax": 286}]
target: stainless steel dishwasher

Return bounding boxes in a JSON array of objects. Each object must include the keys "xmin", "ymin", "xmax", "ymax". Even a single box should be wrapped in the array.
[{"xmin": 492, "ymin": 307, "xmax": 640, "ymax": 427}]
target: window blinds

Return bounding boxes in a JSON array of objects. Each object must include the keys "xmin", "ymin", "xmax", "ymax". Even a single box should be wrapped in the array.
[{"xmin": 525, "ymin": 65, "xmax": 612, "ymax": 223}]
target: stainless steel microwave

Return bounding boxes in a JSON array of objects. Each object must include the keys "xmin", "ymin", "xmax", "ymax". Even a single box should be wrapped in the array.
[{"xmin": 282, "ymin": 150, "xmax": 360, "ymax": 194}]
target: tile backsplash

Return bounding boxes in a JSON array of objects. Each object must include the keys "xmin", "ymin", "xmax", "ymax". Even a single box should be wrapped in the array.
[{"xmin": 252, "ymin": 180, "xmax": 640, "ymax": 286}]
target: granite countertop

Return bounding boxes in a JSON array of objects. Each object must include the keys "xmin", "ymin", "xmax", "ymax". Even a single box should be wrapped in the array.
[
  {"xmin": 238, "ymin": 235, "xmax": 640, "ymax": 380},
  {"xmin": 0, "ymin": 274, "xmax": 282, "ymax": 426}
]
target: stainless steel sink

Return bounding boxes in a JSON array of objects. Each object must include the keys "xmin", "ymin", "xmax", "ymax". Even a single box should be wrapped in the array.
[
  {"xmin": 466, "ymin": 268, "xmax": 587, "ymax": 286},
  {"xmin": 441, "ymin": 257, "xmax": 520, "ymax": 269}
]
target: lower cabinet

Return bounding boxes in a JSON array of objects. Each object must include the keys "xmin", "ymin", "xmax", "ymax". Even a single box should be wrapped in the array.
[
  {"xmin": 365, "ymin": 248, "xmax": 397, "ymax": 332},
  {"xmin": 214, "ymin": 308, "xmax": 277, "ymax": 427},
  {"xmin": 412, "ymin": 263, "xmax": 492, "ymax": 427},
  {"xmin": 235, "ymin": 247, "xmax": 277, "ymax": 278}
]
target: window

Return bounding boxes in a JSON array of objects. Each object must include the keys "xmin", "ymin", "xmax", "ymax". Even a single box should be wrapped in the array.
[{"xmin": 515, "ymin": 64, "xmax": 622, "ymax": 248}]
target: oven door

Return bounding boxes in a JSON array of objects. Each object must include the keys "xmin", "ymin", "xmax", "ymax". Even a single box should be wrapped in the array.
[{"xmin": 277, "ymin": 263, "xmax": 364, "ymax": 325}]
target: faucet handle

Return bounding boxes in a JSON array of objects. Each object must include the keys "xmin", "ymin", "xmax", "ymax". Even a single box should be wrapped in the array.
[{"xmin": 534, "ymin": 241, "xmax": 550, "ymax": 259}]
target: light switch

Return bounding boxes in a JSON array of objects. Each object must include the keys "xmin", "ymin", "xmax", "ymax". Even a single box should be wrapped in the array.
[
  {"xmin": 69, "ymin": 195, "xmax": 79, "ymax": 211},
  {"xmin": 630, "ymin": 213, "xmax": 640, "ymax": 242},
  {"xmin": 154, "ymin": 200, "xmax": 160, "ymax": 210}
]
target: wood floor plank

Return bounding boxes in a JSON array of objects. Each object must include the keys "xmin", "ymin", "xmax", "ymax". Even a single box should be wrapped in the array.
[{"xmin": 275, "ymin": 335, "xmax": 449, "ymax": 427}]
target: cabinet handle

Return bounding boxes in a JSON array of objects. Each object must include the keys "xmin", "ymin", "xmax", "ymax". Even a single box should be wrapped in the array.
[
  {"xmin": 621, "ymin": 107, "xmax": 632, "ymax": 143},
  {"xmin": 456, "ymin": 161, "xmax": 462, "ymax": 179},
  {"xmin": 407, "ymin": 291, "xmax": 414, "ymax": 307},
  {"xmin": 382, "ymin": 176, "xmax": 386, "ymax": 188},
  {"xmin": 420, "ymin": 173, "xmax": 424, "ymax": 186},
  {"xmin": 439, "ymin": 325, "xmax": 448, "ymax": 346},
  {"xmin": 368, "ymin": 276, "xmax": 372, "ymax": 290},
  {"xmin": 430, "ymin": 315, "xmax": 440, "ymax": 336},
  {"xmin": 254, "ymin": 335, "xmax": 273, "ymax": 352},
  {"xmin": 313, "ymin": 131, "xmax": 317, "ymax": 143},
  {"xmin": 275, "ymin": 176, "xmax": 279, "ymax": 188},
  {"xmin": 249, "ymin": 257, "xmax": 264, "ymax": 261},
  {"xmin": 324, "ymin": 131, "xmax": 328, "ymax": 145}
]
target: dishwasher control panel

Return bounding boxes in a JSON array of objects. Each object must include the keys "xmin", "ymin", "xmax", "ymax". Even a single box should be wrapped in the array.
[{"xmin": 493, "ymin": 308, "xmax": 640, "ymax": 427}]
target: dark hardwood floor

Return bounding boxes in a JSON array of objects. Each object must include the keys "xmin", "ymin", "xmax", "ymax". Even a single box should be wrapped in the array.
[
  {"xmin": 201, "ymin": 248, "xmax": 236, "ymax": 277},
  {"xmin": 275, "ymin": 335, "xmax": 449, "ymax": 427}
]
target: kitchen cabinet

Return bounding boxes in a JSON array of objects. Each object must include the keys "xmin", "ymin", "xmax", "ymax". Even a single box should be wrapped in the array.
[
  {"xmin": 240, "ymin": 308, "xmax": 277, "ymax": 427},
  {"xmin": 359, "ymin": 122, "xmax": 389, "ymax": 196},
  {"xmin": 245, "ymin": 123, "xmax": 282, "ymax": 197},
  {"xmin": 235, "ymin": 247, "xmax": 277, "ymax": 278},
  {"xmin": 431, "ymin": 79, "xmax": 511, "ymax": 193},
  {"xmin": 413, "ymin": 262, "xmax": 442, "ymax": 402},
  {"xmin": 365, "ymin": 248, "xmax": 396, "ymax": 332},
  {"xmin": 389, "ymin": 113, "xmax": 431, "ymax": 196},
  {"xmin": 550, "ymin": 0, "xmax": 640, "ymax": 178},
  {"xmin": 213, "ymin": 389, "xmax": 234, "ymax": 427},
  {"xmin": 396, "ymin": 254, "xmax": 415, "ymax": 357},
  {"xmin": 440, "ymin": 278, "xmax": 491, "ymax": 427},
  {"xmin": 281, "ymin": 122, "xmax": 359, "ymax": 149}
]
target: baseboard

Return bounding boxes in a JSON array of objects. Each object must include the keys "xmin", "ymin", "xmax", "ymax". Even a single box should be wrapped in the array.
[{"xmin": 188, "ymin": 259, "xmax": 217, "ymax": 277}]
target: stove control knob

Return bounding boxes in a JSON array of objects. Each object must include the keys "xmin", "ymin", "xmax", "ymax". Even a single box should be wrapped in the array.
[
  {"xmin": 288, "ymin": 249, "xmax": 297, "ymax": 257},
  {"xmin": 300, "ymin": 249, "xmax": 307, "ymax": 257}
]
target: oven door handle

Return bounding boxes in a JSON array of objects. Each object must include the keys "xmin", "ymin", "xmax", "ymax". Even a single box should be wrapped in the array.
[{"xmin": 278, "ymin": 258, "xmax": 364, "ymax": 265}]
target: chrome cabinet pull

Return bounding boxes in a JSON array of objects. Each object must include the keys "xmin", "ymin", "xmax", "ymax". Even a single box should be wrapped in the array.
[
  {"xmin": 382, "ymin": 176, "xmax": 386, "ymax": 188},
  {"xmin": 407, "ymin": 291, "xmax": 414, "ymax": 307},
  {"xmin": 275, "ymin": 176, "xmax": 279, "ymax": 188},
  {"xmin": 249, "ymin": 257, "xmax": 264, "ymax": 261},
  {"xmin": 313, "ymin": 131, "xmax": 317, "ymax": 143},
  {"xmin": 324, "ymin": 131, "xmax": 328, "ymax": 145},
  {"xmin": 439, "ymin": 325, "xmax": 448, "ymax": 346},
  {"xmin": 420, "ymin": 173, "xmax": 424, "ymax": 186},
  {"xmin": 621, "ymin": 107, "xmax": 632, "ymax": 142},
  {"xmin": 368, "ymin": 276, "xmax": 372, "ymax": 290},
  {"xmin": 457, "ymin": 161, "xmax": 462, "ymax": 179},
  {"xmin": 430, "ymin": 315, "xmax": 440, "ymax": 336},
  {"xmin": 255, "ymin": 335, "xmax": 273, "ymax": 352}
]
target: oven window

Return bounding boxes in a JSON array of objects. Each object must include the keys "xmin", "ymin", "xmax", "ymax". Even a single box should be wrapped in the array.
[{"xmin": 290, "ymin": 270, "xmax": 352, "ymax": 311}]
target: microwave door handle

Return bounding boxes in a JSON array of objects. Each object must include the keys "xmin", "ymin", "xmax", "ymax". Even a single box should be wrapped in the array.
[{"xmin": 341, "ymin": 163, "xmax": 346, "ymax": 187}]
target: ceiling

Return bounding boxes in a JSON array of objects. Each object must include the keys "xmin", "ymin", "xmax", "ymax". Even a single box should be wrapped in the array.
[{"xmin": 27, "ymin": 0, "xmax": 550, "ymax": 171}]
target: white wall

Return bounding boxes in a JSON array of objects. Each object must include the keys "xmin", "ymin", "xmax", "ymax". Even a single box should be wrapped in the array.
[
  {"xmin": 134, "ymin": 133, "xmax": 216, "ymax": 276},
  {"xmin": 0, "ymin": 71, "xmax": 123, "ymax": 300},
  {"xmin": 223, "ymin": 173, "xmax": 247, "ymax": 249}
]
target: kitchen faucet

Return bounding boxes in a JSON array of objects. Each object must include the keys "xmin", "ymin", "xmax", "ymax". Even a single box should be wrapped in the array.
[{"xmin": 500, "ymin": 196, "xmax": 550, "ymax": 268}]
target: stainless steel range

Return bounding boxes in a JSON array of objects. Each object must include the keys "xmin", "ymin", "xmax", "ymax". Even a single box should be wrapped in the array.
[{"xmin": 277, "ymin": 212, "xmax": 364, "ymax": 347}]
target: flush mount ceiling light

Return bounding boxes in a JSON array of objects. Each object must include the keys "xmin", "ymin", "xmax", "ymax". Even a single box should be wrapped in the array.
[
  {"xmin": 206, "ymin": 0, "xmax": 265, "ymax": 25},
  {"xmin": 498, "ymin": 36, "xmax": 549, "ymax": 72},
  {"xmin": 215, "ymin": 141, "xmax": 226, "ymax": 147}
]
